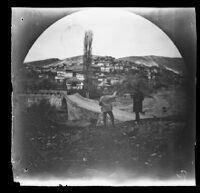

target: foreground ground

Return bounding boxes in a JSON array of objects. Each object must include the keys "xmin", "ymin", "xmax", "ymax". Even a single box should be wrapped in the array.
[{"xmin": 12, "ymin": 102, "xmax": 195, "ymax": 183}]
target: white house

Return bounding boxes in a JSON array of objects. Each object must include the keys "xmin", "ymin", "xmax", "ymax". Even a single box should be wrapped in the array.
[
  {"xmin": 57, "ymin": 71, "xmax": 73, "ymax": 78},
  {"xmin": 114, "ymin": 65, "xmax": 120, "ymax": 70},
  {"xmin": 99, "ymin": 73, "xmax": 106, "ymax": 77},
  {"xmin": 39, "ymin": 74, "xmax": 49, "ymax": 79},
  {"xmin": 57, "ymin": 71, "xmax": 65, "ymax": 75},
  {"xmin": 96, "ymin": 63, "xmax": 104, "ymax": 67},
  {"xmin": 110, "ymin": 77, "xmax": 123, "ymax": 85},
  {"xmin": 98, "ymin": 78, "xmax": 104, "ymax": 82},
  {"xmin": 66, "ymin": 82, "xmax": 84, "ymax": 90},
  {"xmin": 101, "ymin": 66, "xmax": 111, "ymax": 72},
  {"xmin": 77, "ymin": 82, "xmax": 84, "ymax": 89},
  {"xmin": 131, "ymin": 66, "xmax": 138, "ymax": 70},
  {"xmin": 65, "ymin": 72, "xmax": 73, "ymax": 78},
  {"xmin": 97, "ymin": 81, "xmax": 110, "ymax": 89},
  {"xmin": 76, "ymin": 73, "xmax": 84, "ymax": 81},
  {"xmin": 55, "ymin": 76, "xmax": 65, "ymax": 83}
]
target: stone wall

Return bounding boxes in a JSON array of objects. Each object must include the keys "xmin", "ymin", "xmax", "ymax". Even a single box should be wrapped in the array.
[{"xmin": 14, "ymin": 91, "xmax": 113, "ymax": 126}]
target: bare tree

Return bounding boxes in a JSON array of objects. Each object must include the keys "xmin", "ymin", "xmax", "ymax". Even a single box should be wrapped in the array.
[{"xmin": 83, "ymin": 30, "xmax": 93, "ymax": 98}]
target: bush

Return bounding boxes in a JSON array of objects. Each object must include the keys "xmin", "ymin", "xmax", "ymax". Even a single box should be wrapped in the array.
[{"xmin": 123, "ymin": 73, "xmax": 154, "ymax": 96}]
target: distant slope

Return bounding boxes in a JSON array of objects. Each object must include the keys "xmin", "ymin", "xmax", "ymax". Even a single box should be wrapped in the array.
[
  {"xmin": 62, "ymin": 55, "xmax": 83, "ymax": 63},
  {"xmin": 61, "ymin": 55, "xmax": 103, "ymax": 63},
  {"xmin": 24, "ymin": 58, "xmax": 61, "ymax": 67},
  {"xmin": 24, "ymin": 55, "xmax": 186, "ymax": 74},
  {"xmin": 118, "ymin": 55, "xmax": 185, "ymax": 74},
  {"xmin": 25, "ymin": 55, "xmax": 106, "ymax": 68}
]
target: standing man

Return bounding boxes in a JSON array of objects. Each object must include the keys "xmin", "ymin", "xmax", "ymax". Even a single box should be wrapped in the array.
[
  {"xmin": 99, "ymin": 88, "xmax": 117, "ymax": 128},
  {"xmin": 132, "ymin": 86, "xmax": 144, "ymax": 123},
  {"xmin": 61, "ymin": 94, "xmax": 68, "ymax": 120}
]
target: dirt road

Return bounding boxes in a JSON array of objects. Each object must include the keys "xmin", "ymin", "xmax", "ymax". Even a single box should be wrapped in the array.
[{"xmin": 67, "ymin": 93, "xmax": 153, "ymax": 122}]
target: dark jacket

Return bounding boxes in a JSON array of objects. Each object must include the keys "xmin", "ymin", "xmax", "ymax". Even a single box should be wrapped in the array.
[
  {"xmin": 132, "ymin": 91, "xmax": 144, "ymax": 112},
  {"xmin": 61, "ymin": 97, "xmax": 67, "ymax": 109}
]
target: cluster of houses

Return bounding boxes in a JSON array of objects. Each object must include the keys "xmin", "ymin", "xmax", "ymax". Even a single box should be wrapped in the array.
[
  {"xmin": 26, "ymin": 55, "xmax": 182, "ymax": 92},
  {"xmin": 55, "ymin": 69, "xmax": 84, "ymax": 90},
  {"xmin": 32, "ymin": 56, "xmax": 128, "ymax": 91}
]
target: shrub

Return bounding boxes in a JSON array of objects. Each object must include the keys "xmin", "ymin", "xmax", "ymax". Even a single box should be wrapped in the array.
[{"xmin": 124, "ymin": 73, "xmax": 154, "ymax": 96}]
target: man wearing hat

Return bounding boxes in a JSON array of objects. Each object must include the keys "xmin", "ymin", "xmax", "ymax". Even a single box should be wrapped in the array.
[
  {"xmin": 132, "ymin": 86, "xmax": 144, "ymax": 123},
  {"xmin": 99, "ymin": 88, "xmax": 117, "ymax": 128},
  {"xmin": 61, "ymin": 93, "xmax": 68, "ymax": 120}
]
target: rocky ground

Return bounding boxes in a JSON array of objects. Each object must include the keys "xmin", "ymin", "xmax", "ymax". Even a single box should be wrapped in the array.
[{"xmin": 12, "ymin": 101, "xmax": 195, "ymax": 183}]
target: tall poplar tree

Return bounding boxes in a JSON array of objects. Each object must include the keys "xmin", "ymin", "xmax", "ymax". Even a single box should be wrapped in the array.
[{"xmin": 83, "ymin": 30, "xmax": 93, "ymax": 98}]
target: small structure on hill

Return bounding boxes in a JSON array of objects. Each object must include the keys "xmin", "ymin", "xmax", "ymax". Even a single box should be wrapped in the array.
[{"xmin": 66, "ymin": 77, "xmax": 84, "ymax": 90}]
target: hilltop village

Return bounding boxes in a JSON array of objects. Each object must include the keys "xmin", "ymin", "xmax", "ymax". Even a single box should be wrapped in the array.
[{"xmin": 20, "ymin": 55, "xmax": 183, "ymax": 98}]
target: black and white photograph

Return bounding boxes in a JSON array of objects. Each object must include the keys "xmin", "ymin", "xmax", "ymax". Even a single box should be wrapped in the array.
[{"xmin": 11, "ymin": 8, "xmax": 196, "ymax": 186}]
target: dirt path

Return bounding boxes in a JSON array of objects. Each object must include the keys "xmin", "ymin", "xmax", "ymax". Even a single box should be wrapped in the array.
[{"xmin": 67, "ymin": 93, "xmax": 153, "ymax": 122}]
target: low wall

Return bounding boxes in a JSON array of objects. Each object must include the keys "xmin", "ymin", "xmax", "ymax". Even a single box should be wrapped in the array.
[{"xmin": 14, "ymin": 91, "xmax": 133, "ymax": 126}]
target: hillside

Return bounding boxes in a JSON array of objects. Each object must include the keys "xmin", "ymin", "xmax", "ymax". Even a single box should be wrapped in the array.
[
  {"xmin": 118, "ymin": 55, "xmax": 185, "ymax": 74},
  {"xmin": 62, "ymin": 55, "xmax": 83, "ymax": 64},
  {"xmin": 24, "ymin": 55, "xmax": 186, "ymax": 75},
  {"xmin": 61, "ymin": 55, "xmax": 106, "ymax": 64},
  {"xmin": 25, "ymin": 58, "xmax": 61, "ymax": 67}
]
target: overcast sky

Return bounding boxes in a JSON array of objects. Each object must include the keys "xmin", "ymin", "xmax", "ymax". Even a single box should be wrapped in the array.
[{"xmin": 24, "ymin": 8, "xmax": 182, "ymax": 62}]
